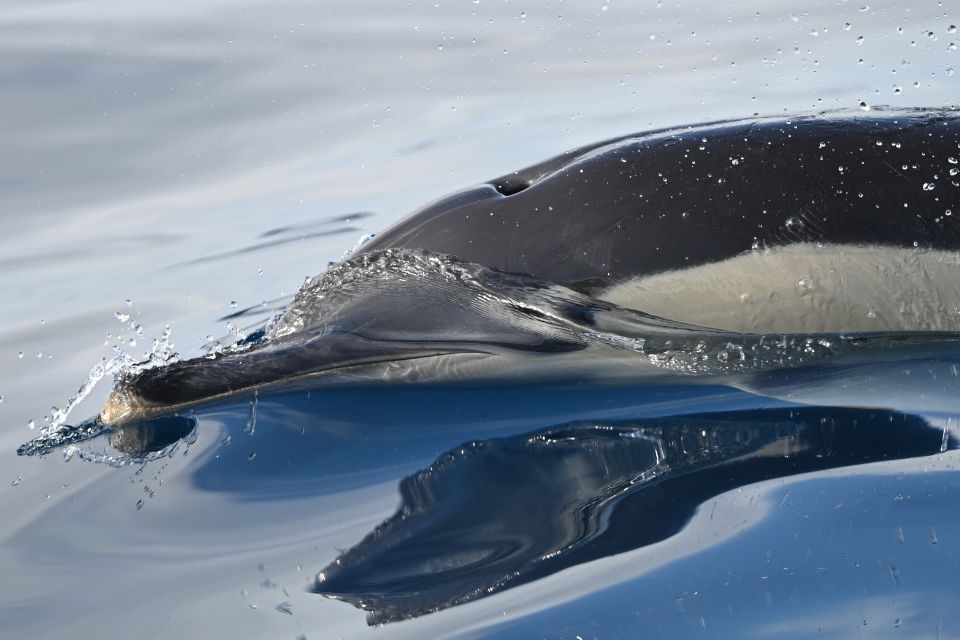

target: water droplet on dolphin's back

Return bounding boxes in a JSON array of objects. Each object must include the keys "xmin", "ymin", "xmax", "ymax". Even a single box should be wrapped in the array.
[{"xmin": 785, "ymin": 216, "xmax": 804, "ymax": 231}]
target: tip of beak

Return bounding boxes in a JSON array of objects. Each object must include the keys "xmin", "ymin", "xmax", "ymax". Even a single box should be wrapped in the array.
[{"xmin": 99, "ymin": 388, "xmax": 137, "ymax": 427}]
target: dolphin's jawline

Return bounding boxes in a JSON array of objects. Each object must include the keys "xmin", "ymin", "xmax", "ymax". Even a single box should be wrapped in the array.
[{"xmin": 100, "ymin": 348, "xmax": 490, "ymax": 426}]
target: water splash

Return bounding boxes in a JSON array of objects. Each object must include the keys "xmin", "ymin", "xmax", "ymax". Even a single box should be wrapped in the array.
[{"xmin": 33, "ymin": 323, "xmax": 179, "ymax": 446}]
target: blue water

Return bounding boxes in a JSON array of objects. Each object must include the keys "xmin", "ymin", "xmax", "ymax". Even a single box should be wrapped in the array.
[{"xmin": 3, "ymin": 1, "xmax": 960, "ymax": 638}]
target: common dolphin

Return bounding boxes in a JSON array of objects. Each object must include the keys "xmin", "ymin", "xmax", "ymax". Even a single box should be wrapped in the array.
[{"xmin": 93, "ymin": 108, "xmax": 960, "ymax": 427}]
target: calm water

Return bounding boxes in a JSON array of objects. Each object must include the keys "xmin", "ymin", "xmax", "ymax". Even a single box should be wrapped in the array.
[{"xmin": 3, "ymin": 1, "xmax": 960, "ymax": 638}]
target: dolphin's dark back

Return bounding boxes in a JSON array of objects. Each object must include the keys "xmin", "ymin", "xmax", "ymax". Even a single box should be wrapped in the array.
[{"xmin": 359, "ymin": 109, "xmax": 960, "ymax": 292}]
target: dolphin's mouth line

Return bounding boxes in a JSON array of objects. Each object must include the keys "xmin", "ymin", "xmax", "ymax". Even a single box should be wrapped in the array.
[{"xmin": 99, "ymin": 346, "xmax": 497, "ymax": 427}]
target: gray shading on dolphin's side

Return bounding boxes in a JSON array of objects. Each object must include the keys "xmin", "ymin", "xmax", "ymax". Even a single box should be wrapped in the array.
[{"xmin": 20, "ymin": 108, "xmax": 960, "ymax": 439}]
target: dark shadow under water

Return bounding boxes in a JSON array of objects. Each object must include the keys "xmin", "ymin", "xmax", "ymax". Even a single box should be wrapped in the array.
[{"xmin": 310, "ymin": 405, "xmax": 953, "ymax": 624}]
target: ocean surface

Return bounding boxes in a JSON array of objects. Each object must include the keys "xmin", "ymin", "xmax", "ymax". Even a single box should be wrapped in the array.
[{"xmin": 3, "ymin": 1, "xmax": 960, "ymax": 638}]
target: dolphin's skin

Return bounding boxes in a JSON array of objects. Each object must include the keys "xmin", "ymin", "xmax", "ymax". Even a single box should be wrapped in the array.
[
  {"xmin": 95, "ymin": 109, "xmax": 960, "ymax": 427},
  {"xmin": 360, "ymin": 108, "xmax": 960, "ymax": 293}
]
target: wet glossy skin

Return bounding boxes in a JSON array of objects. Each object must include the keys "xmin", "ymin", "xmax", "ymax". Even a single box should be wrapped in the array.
[
  {"xmin": 361, "ymin": 109, "xmax": 960, "ymax": 292},
  {"xmin": 96, "ymin": 109, "xmax": 960, "ymax": 427}
]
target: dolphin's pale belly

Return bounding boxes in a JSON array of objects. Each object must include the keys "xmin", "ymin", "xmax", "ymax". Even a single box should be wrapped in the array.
[{"xmin": 600, "ymin": 244, "xmax": 960, "ymax": 333}]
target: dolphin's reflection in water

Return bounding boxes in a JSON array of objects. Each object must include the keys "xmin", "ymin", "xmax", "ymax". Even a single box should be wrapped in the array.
[{"xmin": 312, "ymin": 406, "xmax": 952, "ymax": 624}]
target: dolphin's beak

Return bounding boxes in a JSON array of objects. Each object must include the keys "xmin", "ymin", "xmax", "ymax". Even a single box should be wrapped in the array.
[{"xmin": 96, "ymin": 331, "xmax": 491, "ymax": 427}]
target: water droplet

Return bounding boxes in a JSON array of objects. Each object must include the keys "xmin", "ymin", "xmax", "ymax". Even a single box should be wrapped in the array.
[
  {"xmin": 923, "ymin": 182, "xmax": 936, "ymax": 191},
  {"xmin": 894, "ymin": 85, "xmax": 902, "ymax": 94},
  {"xmin": 929, "ymin": 527, "xmax": 939, "ymax": 544},
  {"xmin": 859, "ymin": 101, "xmax": 870, "ymax": 111},
  {"xmin": 843, "ymin": 22, "xmax": 852, "ymax": 31},
  {"xmin": 248, "ymin": 452, "xmax": 257, "ymax": 461},
  {"xmin": 115, "ymin": 312, "xmax": 130, "ymax": 322},
  {"xmin": 17, "ymin": 352, "xmax": 23, "ymax": 359},
  {"xmin": 27, "ymin": 419, "xmax": 35, "ymax": 430},
  {"xmin": 796, "ymin": 275, "xmax": 817, "ymax": 295},
  {"xmin": 276, "ymin": 602, "xmax": 294, "ymax": 615},
  {"xmin": 856, "ymin": 35, "xmax": 864, "ymax": 45},
  {"xmin": 949, "ymin": 25, "xmax": 958, "ymax": 34},
  {"xmin": 946, "ymin": 209, "xmax": 953, "ymax": 216},
  {"xmin": 136, "ymin": 499, "xmax": 144, "ymax": 511},
  {"xmin": 11, "ymin": 475, "xmax": 21, "ymax": 487},
  {"xmin": 785, "ymin": 216, "xmax": 804, "ymax": 230}
]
